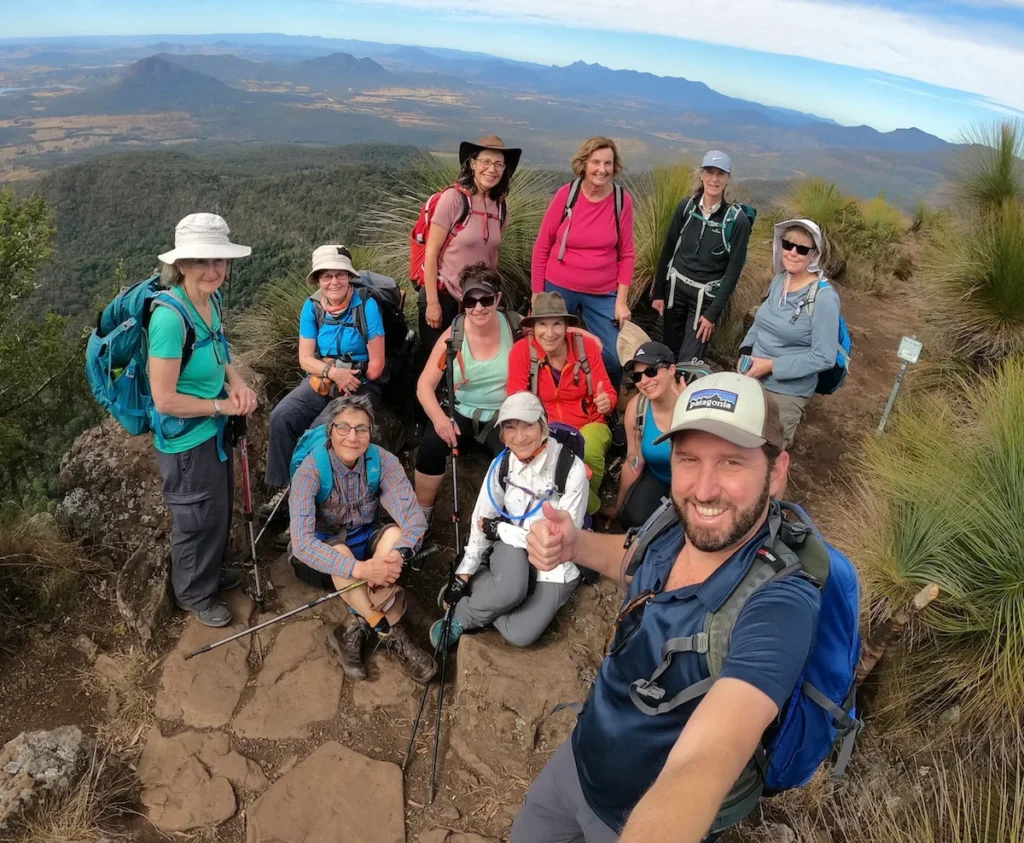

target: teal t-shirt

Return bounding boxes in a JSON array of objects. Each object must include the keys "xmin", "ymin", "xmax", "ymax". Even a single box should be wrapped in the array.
[{"xmin": 147, "ymin": 287, "xmax": 227, "ymax": 454}]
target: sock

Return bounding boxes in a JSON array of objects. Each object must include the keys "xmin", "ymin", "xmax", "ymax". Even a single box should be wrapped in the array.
[{"xmin": 421, "ymin": 505, "xmax": 434, "ymax": 525}]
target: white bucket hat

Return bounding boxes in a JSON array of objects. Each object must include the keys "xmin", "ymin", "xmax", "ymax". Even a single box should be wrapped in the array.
[
  {"xmin": 158, "ymin": 213, "xmax": 251, "ymax": 264},
  {"xmin": 497, "ymin": 391, "xmax": 547, "ymax": 426},
  {"xmin": 307, "ymin": 244, "xmax": 359, "ymax": 283}
]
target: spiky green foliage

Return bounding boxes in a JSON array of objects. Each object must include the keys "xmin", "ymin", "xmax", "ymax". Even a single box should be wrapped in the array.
[
  {"xmin": 921, "ymin": 198, "xmax": 1024, "ymax": 368},
  {"xmin": 844, "ymin": 359, "xmax": 1024, "ymax": 742},
  {"xmin": 954, "ymin": 121, "xmax": 1024, "ymax": 209}
]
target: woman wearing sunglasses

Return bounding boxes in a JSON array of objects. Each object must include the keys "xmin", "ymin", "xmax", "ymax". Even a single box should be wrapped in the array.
[
  {"xmin": 531, "ymin": 136, "xmax": 635, "ymax": 393},
  {"xmin": 288, "ymin": 395, "xmax": 436, "ymax": 684},
  {"xmin": 429, "ymin": 392, "xmax": 588, "ymax": 651},
  {"xmin": 738, "ymin": 219, "xmax": 840, "ymax": 448},
  {"xmin": 148, "ymin": 213, "xmax": 259, "ymax": 628},
  {"xmin": 418, "ymin": 134, "xmax": 521, "ymax": 352},
  {"xmin": 608, "ymin": 342, "xmax": 681, "ymax": 530},
  {"xmin": 261, "ymin": 244, "xmax": 386, "ymax": 542},
  {"xmin": 414, "ymin": 264, "xmax": 518, "ymax": 525}
]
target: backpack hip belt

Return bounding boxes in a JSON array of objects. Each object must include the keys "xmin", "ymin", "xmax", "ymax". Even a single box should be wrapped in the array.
[{"xmin": 666, "ymin": 269, "xmax": 722, "ymax": 329}]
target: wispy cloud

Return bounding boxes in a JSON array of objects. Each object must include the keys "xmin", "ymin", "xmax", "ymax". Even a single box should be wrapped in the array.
[{"xmin": 356, "ymin": 0, "xmax": 1024, "ymax": 112}]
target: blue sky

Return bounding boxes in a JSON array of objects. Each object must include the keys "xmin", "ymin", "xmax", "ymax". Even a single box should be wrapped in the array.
[{"xmin": 6, "ymin": 0, "xmax": 1024, "ymax": 139}]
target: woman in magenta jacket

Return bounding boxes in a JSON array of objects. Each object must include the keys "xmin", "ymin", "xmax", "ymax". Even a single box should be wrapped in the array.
[{"xmin": 531, "ymin": 136, "xmax": 635, "ymax": 393}]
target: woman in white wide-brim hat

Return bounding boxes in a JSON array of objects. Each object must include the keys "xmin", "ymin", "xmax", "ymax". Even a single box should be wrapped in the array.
[{"xmin": 148, "ymin": 212, "xmax": 259, "ymax": 629}]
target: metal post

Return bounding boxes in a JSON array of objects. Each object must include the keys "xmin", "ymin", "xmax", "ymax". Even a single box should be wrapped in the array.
[{"xmin": 877, "ymin": 360, "xmax": 909, "ymax": 436}]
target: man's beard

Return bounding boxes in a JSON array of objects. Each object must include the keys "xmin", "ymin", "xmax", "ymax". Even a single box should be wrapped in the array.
[{"xmin": 673, "ymin": 473, "xmax": 772, "ymax": 553}]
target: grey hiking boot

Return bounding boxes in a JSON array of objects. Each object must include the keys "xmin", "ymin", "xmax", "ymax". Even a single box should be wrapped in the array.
[
  {"xmin": 326, "ymin": 618, "xmax": 371, "ymax": 680},
  {"xmin": 380, "ymin": 623, "xmax": 438, "ymax": 685},
  {"xmin": 179, "ymin": 601, "xmax": 232, "ymax": 628}
]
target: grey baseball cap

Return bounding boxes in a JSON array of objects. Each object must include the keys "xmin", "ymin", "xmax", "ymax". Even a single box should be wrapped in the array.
[
  {"xmin": 497, "ymin": 391, "xmax": 547, "ymax": 425},
  {"xmin": 701, "ymin": 150, "xmax": 733, "ymax": 174}
]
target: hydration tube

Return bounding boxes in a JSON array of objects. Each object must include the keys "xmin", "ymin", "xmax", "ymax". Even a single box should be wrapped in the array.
[{"xmin": 485, "ymin": 449, "xmax": 554, "ymax": 523}]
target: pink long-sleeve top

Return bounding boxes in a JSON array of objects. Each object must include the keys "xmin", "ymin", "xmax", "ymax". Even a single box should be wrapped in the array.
[{"xmin": 531, "ymin": 182, "xmax": 635, "ymax": 295}]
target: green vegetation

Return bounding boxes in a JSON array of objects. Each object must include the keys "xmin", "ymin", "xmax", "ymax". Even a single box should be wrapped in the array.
[{"xmin": 954, "ymin": 121, "xmax": 1024, "ymax": 208}]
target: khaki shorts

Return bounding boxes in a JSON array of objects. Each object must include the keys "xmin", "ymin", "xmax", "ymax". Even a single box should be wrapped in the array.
[{"xmin": 770, "ymin": 392, "xmax": 811, "ymax": 450}]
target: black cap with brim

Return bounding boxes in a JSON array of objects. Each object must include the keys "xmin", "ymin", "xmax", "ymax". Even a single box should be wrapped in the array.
[{"xmin": 632, "ymin": 341, "xmax": 675, "ymax": 368}]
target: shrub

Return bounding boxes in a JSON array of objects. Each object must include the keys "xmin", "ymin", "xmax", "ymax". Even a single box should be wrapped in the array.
[
  {"xmin": 843, "ymin": 358, "xmax": 1024, "ymax": 743},
  {"xmin": 778, "ymin": 178, "xmax": 862, "ymax": 280},
  {"xmin": 954, "ymin": 121, "xmax": 1024, "ymax": 210}
]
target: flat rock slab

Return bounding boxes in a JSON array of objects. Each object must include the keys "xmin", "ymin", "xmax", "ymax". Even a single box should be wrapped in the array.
[
  {"xmin": 154, "ymin": 590, "xmax": 254, "ymax": 728},
  {"xmin": 232, "ymin": 619, "xmax": 342, "ymax": 740},
  {"xmin": 352, "ymin": 657, "xmax": 420, "ymax": 715},
  {"xmin": 139, "ymin": 726, "xmax": 268, "ymax": 832},
  {"xmin": 419, "ymin": 833, "xmax": 498, "ymax": 843},
  {"xmin": 267, "ymin": 555, "xmax": 350, "ymax": 624},
  {"xmin": 246, "ymin": 742, "xmax": 404, "ymax": 843}
]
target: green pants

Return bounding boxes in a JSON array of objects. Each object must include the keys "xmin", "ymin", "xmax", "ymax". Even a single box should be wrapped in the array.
[{"xmin": 580, "ymin": 422, "xmax": 612, "ymax": 515}]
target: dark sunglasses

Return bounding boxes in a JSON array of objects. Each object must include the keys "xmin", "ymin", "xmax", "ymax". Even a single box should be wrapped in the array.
[
  {"xmin": 604, "ymin": 591, "xmax": 655, "ymax": 657},
  {"xmin": 630, "ymin": 365, "xmax": 666, "ymax": 383},
  {"xmin": 464, "ymin": 294, "xmax": 496, "ymax": 309},
  {"xmin": 781, "ymin": 239, "xmax": 814, "ymax": 256}
]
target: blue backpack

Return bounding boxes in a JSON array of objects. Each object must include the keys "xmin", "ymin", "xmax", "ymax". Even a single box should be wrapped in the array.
[
  {"xmin": 807, "ymin": 279, "xmax": 852, "ymax": 395},
  {"xmin": 289, "ymin": 424, "xmax": 381, "ymax": 505},
  {"xmin": 624, "ymin": 499, "xmax": 862, "ymax": 832},
  {"xmin": 85, "ymin": 276, "xmax": 227, "ymax": 449}
]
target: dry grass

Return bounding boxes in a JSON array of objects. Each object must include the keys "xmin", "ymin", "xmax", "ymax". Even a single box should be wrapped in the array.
[{"xmin": 91, "ymin": 648, "xmax": 155, "ymax": 753}]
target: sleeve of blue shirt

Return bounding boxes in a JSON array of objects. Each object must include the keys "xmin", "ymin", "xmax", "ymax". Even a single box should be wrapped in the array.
[
  {"xmin": 719, "ymin": 576, "xmax": 821, "ymax": 709},
  {"xmin": 363, "ymin": 297, "xmax": 384, "ymax": 341},
  {"xmin": 771, "ymin": 285, "xmax": 841, "ymax": 382},
  {"xmin": 299, "ymin": 298, "xmax": 318, "ymax": 340}
]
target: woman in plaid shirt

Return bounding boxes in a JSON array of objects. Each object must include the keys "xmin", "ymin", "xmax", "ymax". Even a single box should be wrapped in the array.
[{"xmin": 288, "ymin": 395, "xmax": 436, "ymax": 684}]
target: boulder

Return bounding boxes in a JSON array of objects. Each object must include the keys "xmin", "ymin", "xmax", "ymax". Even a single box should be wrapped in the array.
[
  {"xmin": 115, "ymin": 546, "xmax": 172, "ymax": 647},
  {"xmin": 246, "ymin": 742, "xmax": 404, "ymax": 843},
  {"xmin": 0, "ymin": 726, "xmax": 92, "ymax": 829},
  {"xmin": 231, "ymin": 620, "xmax": 342, "ymax": 740},
  {"xmin": 154, "ymin": 589, "xmax": 254, "ymax": 728},
  {"xmin": 138, "ymin": 727, "xmax": 267, "ymax": 832}
]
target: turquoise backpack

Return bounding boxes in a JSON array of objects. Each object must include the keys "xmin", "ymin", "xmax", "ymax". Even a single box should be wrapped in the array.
[{"xmin": 289, "ymin": 425, "xmax": 381, "ymax": 505}]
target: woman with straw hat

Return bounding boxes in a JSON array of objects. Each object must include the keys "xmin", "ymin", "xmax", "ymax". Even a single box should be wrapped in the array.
[
  {"xmin": 148, "ymin": 213, "xmax": 258, "ymax": 628},
  {"xmin": 260, "ymin": 244, "xmax": 386, "ymax": 538},
  {"xmin": 417, "ymin": 134, "xmax": 521, "ymax": 352}
]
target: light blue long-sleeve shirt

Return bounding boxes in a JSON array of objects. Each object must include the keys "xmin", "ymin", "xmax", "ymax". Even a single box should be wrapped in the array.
[{"xmin": 741, "ymin": 272, "xmax": 840, "ymax": 398}]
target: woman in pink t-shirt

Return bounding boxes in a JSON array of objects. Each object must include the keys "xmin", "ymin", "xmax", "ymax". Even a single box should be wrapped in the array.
[
  {"xmin": 531, "ymin": 136, "xmax": 635, "ymax": 392},
  {"xmin": 418, "ymin": 134, "xmax": 521, "ymax": 353}
]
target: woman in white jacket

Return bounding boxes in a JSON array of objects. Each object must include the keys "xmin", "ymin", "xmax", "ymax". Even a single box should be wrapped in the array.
[{"xmin": 430, "ymin": 391, "xmax": 588, "ymax": 649}]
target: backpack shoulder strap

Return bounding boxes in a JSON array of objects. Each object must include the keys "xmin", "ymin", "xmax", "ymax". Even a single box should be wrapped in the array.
[
  {"xmin": 351, "ymin": 292, "xmax": 368, "ymax": 342},
  {"xmin": 557, "ymin": 178, "xmax": 584, "ymax": 262},
  {"xmin": 671, "ymin": 197, "xmax": 697, "ymax": 263},
  {"xmin": 571, "ymin": 331, "xmax": 594, "ymax": 395},
  {"xmin": 613, "ymin": 183, "xmax": 624, "ymax": 239},
  {"xmin": 621, "ymin": 497, "xmax": 677, "ymax": 579},
  {"xmin": 313, "ymin": 438, "xmax": 335, "ymax": 506},
  {"xmin": 720, "ymin": 203, "xmax": 742, "ymax": 254},
  {"xmin": 635, "ymin": 394, "xmax": 649, "ymax": 439},
  {"xmin": 310, "ymin": 290, "xmax": 326, "ymax": 333},
  {"xmin": 502, "ymin": 310, "xmax": 523, "ymax": 340},
  {"xmin": 365, "ymin": 445, "xmax": 381, "ymax": 496},
  {"xmin": 151, "ymin": 291, "xmax": 198, "ymax": 369},
  {"xmin": 529, "ymin": 342, "xmax": 542, "ymax": 395},
  {"xmin": 497, "ymin": 449, "xmax": 512, "ymax": 492},
  {"xmin": 805, "ymin": 278, "xmax": 830, "ymax": 320},
  {"xmin": 553, "ymin": 441, "xmax": 576, "ymax": 495}
]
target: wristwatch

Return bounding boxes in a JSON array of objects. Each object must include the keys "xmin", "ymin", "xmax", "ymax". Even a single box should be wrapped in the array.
[
  {"xmin": 212, "ymin": 399, "xmax": 222, "ymax": 416},
  {"xmin": 320, "ymin": 361, "xmax": 332, "ymax": 379}
]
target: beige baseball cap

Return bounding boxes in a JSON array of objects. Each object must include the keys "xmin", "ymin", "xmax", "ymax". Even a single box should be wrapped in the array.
[
  {"xmin": 497, "ymin": 391, "xmax": 547, "ymax": 425},
  {"xmin": 654, "ymin": 372, "xmax": 785, "ymax": 450}
]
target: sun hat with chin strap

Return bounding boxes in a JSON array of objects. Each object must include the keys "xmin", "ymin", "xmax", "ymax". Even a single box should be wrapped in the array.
[{"xmin": 158, "ymin": 213, "xmax": 251, "ymax": 264}]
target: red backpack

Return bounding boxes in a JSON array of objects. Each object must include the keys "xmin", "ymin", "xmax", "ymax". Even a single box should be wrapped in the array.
[{"xmin": 409, "ymin": 184, "xmax": 507, "ymax": 286}]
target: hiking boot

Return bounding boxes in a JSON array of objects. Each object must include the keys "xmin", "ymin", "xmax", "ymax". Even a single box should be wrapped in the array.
[
  {"xmin": 273, "ymin": 529, "xmax": 291, "ymax": 551},
  {"xmin": 429, "ymin": 616, "xmax": 464, "ymax": 651},
  {"xmin": 381, "ymin": 623, "xmax": 438, "ymax": 684},
  {"xmin": 176, "ymin": 601, "xmax": 232, "ymax": 628},
  {"xmin": 218, "ymin": 568, "xmax": 243, "ymax": 591},
  {"xmin": 258, "ymin": 489, "xmax": 289, "ymax": 522},
  {"xmin": 326, "ymin": 618, "xmax": 371, "ymax": 680}
]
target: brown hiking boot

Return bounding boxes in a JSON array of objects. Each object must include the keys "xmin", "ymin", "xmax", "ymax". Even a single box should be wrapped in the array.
[
  {"xmin": 326, "ymin": 618, "xmax": 370, "ymax": 680},
  {"xmin": 381, "ymin": 623, "xmax": 438, "ymax": 684}
]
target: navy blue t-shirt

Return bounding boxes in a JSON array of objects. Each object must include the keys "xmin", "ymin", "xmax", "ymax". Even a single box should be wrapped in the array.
[{"xmin": 572, "ymin": 518, "xmax": 820, "ymax": 832}]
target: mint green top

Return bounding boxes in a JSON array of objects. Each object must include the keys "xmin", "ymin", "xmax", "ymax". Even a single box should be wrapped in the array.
[
  {"xmin": 454, "ymin": 317, "xmax": 514, "ymax": 423},
  {"xmin": 147, "ymin": 286, "xmax": 227, "ymax": 454}
]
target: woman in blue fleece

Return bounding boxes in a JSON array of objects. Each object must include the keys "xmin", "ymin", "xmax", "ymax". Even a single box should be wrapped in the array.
[{"xmin": 739, "ymin": 218, "xmax": 840, "ymax": 449}]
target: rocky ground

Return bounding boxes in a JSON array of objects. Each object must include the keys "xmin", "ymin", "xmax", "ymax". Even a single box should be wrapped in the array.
[{"xmin": 0, "ymin": 284, "xmax": 927, "ymax": 841}]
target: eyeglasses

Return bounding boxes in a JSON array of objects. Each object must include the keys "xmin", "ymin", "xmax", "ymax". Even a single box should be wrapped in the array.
[
  {"xmin": 781, "ymin": 239, "xmax": 814, "ymax": 256},
  {"xmin": 184, "ymin": 258, "xmax": 228, "ymax": 270},
  {"xmin": 630, "ymin": 365, "xmax": 665, "ymax": 383},
  {"xmin": 320, "ymin": 271, "xmax": 352, "ymax": 281},
  {"xmin": 464, "ymin": 294, "xmax": 496, "ymax": 309},
  {"xmin": 604, "ymin": 591, "xmax": 655, "ymax": 657},
  {"xmin": 474, "ymin": 157, "xmax": 506, "ymax": 172},
  {"xmin": 331, "ymin": 422, "xmax": 371, "ymax": 438}
]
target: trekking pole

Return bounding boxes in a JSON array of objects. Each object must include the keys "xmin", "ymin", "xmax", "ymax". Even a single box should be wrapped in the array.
[
  {"xmin": 233, "ymin": 416, "xmax": 264, "ymax": 607},
  {"xmin": 252, "ymin": 485, "xmax": 288, "ymax": 548},
  {"xmin": 184, "ymin": 544, "xmax": 439, "ymax": 660}
]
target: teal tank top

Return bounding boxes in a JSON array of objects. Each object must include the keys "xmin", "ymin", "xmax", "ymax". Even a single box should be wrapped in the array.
[
  {"xmin": 454, "ymin": 318, "xmax": 514, "ymax": 422},
  {"xmin": 641, "ymin": 400, "xmax": 672, "ymax": 484}
]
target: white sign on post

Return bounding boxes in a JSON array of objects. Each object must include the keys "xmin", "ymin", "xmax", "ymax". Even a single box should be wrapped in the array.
[{"xmin": 897, "ymin": 336, "xmax": 923, "ymax": 365}]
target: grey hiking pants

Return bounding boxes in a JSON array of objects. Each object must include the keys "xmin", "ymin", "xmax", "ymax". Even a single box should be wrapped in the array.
[
  {"xmin": 453, "ymin": 543, "xmax": 579, "ymax": 648},
  {"xmin": 155, "ymin": 435, "xmax": 234, "ymax": 612},
  {"xmin": 265, "ymin": 377, "xmax": 382, "ymax": 488}
]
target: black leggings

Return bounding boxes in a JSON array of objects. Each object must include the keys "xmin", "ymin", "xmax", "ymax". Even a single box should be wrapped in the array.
[
  {"xmin": 621, "ymin": 467, "xmax": 671, "ymax": 531},
  {"xmin": 416, "ymin": 408, "xmax": 503, "ymax": 476},
  {"xmin": 417, "ymin": 286, "xmax": 461, "ymax": 360}
]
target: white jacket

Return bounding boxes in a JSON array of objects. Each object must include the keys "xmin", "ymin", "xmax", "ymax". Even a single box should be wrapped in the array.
[{"xmin": 458, "ymin": 438, "xmax": 588, "ymax": 583}]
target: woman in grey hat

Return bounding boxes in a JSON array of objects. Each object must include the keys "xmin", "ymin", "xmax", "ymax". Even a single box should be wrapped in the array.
[
  {"xmin": 417, "ymin": 134, "xmax": 521, "ymax": 352},
  {"xmin": 260, "ymin": 244, "xmax": 386, "ymax": 535},
  {"xmin": 652, "ymin": 150, "xmax": 752, "ymax": 364},
  {"xmin": 148, "ymin": 213, "xmax": 259, "ymax": 628}
]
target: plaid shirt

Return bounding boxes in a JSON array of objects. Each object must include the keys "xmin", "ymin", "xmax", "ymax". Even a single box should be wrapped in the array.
[{"xmin": 289, "ymin": 444, "xmax": 425, "ymax": 579}]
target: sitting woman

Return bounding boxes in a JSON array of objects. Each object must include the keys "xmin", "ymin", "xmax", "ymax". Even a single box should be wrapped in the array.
[
  {"xmin": 414, "ymin": 263, "xmax": 518, "ymax": 524},
  {"xmin": 430, "ymin": 392, "xmax": 587, "ymax": 650},
  {"xmin": 507, "ymin": 292, "xmax": 614, "ymax": 515},
  {"xmin": 263, "ymin": 244, "xmax": 385, "ymax": 526},
  {"xmin": 288, "ymin": 395, "xmax": 436, "ymax": 684},
  {"xmin": 609, "ymin": 342, "xmax": 681, "ymax": 531},
  {"xmin": 739, "ymin": 218, "xmax": 840, "ymax": 449}
]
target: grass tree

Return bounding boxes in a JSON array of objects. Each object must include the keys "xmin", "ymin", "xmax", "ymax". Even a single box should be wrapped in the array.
[
  {"xmin": 954, "ymin": 121, "xmax": 1024, "ymax": 209},
  {"xmin": 778, "ymin": 178, "xmax": 862, "ymax": 280}
]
